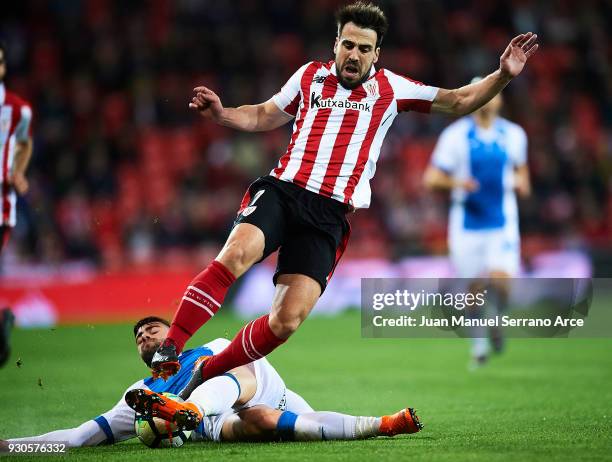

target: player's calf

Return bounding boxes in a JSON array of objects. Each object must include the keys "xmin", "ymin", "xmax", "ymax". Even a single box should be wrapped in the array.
[
  {"xmin": 274, "ymin": 408, "xmax": 423, "ymax": 441},
  {"xmin": 195, "ymin": 315, "xmax": 286, "ymax": 383},
  {"xmin": 268, "ymin": 273, "xmax": 321, "ymax": 339},
  {"xmin": 268, "ymin": 313, "xmax": 302, "ymax": 339}
]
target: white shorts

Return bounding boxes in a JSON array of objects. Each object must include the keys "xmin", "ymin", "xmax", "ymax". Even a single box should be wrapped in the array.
[
  {"xmin": 195, "ymin": 356, "xmax": 288, "ymax": 442},
  {"xmin": 449, "ymin": 227, "xmax": 520, "ymax": 278}
]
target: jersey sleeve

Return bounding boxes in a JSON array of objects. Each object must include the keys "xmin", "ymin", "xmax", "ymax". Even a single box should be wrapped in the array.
[
  {"xmin": 386, "ymin": 70, "xmax": 439, "ymax": 113},
  {"xmin": 431, "ymin": 125, "xmax": 461, "ymax": 173},
  {"xmin": 271, "ymin": 62, "xmax": 311, "ymax": 117},
  {"xmin": 14, "ymin": 104, "xmax": 32, "ymax": 142},
  {"xmin": 94, "ymin": 379, "xmax": 146, "ymax": 444}
]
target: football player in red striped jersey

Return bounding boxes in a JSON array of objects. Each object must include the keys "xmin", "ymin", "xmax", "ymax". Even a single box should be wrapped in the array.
[
  {"xmin": 151, "ymin": 2, "xmax": 538, "ymax": 386},
  {"xmin": 0, "ymin": 41, "xmax": 33, "ymax": 253}
]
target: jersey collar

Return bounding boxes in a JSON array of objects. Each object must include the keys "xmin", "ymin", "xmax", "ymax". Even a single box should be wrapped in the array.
[{"xmin": 0, "ymin": 83, "xmax": 5, "ymax": 105}]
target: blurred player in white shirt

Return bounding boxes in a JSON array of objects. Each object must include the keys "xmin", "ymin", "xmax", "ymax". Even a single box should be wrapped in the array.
[{"xmin": 424, "ymin": 79, "xmax": 531, "ymax": 366}]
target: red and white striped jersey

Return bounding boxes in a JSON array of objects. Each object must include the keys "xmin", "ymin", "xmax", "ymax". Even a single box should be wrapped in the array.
[
  {"xmin": 0, "ymin": 83, "xmax": 32, "ymax": 226},
  {"xmin": 270, "ymin": 61, "xmax": 438, "ymax": 209}
]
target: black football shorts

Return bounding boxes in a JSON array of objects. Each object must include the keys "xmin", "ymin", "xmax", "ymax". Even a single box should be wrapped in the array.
[{"xmin": 233, "ymin": 176, "xmax": 351, "ymax": 292}]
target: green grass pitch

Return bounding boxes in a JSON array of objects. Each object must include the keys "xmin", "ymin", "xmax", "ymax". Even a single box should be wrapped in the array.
[{"xmin": 1, "ymin": 310, "xmax": 611, "ymax": 461}]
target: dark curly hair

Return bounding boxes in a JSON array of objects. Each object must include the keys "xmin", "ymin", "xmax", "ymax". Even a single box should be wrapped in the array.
[
  {"xmin": 133, "ymin": 316, "xmax": 170, "ymax": 337},
  {"xmin": 335, "ymin": 2, "xmax": 389, "ymax": 47}
]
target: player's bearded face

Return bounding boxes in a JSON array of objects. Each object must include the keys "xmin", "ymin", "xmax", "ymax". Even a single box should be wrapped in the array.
[
  {"xmin": 135, "ymin": 322, "xmax": 168, "ymax": 367},
  {"xmin": 139, "ymin": 339, "xmax": 162, "ymax": 367},
  {"xmin": 334, "ymin": 23, "xmax": 379, "ymax": 89},
  {"xmin": 338, "ymin": 58, "xmax": 370, "ymax": 89}
]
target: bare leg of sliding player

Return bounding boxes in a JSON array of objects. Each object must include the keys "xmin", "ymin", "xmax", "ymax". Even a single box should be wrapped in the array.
[{"xmin": 221, "ymin": 406, "xmax": 423, "ymax": 442}]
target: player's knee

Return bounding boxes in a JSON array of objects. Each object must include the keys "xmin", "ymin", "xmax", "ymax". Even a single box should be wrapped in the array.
[
  {"xmin": 218, "ymin": 241, "xmax": 260, "ymax": 275},
  {"xmin": 239, "ymin": 407, "xmax": 279, "ymax": 435}
]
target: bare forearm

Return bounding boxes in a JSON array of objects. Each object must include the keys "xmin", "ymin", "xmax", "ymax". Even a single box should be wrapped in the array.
[
  {"xmin": 218, "ymin": 105, "xmax": 262, "ymax": 132},
  {"xmin": 457, "ymin": 70, "xmax": 512, "ymax": 115},
  {"xmin": 220, "ymin": 103, "xmax": 287, "ymax": 132},
  {"xmin": 424, "ymin": 176, "xmax": 454, "ymax": 191},
  {"xmin": 192, "ymin": 86, "xmax": 292, "ymax": 132},
  {"xmin": 13, "ymin": 140, "xmax": 33, "ymax": 174},
  {"xmin": 438, "ymin": 70, "xmax": 512, "ymax": 116},
  {"xmin": 515, "ymin": 165, "xmax": 531, "ymax": 198},
  {"xmin": 424, "ymin": 168, "xmax": 457, "ymax": 191}
]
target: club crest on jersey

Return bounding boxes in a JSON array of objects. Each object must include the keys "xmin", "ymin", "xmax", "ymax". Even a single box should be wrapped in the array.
[
  {"xmin": 311, "ymin": 92, "xmax": 372, "ymax": 112},
  {"xmin": 364, "ymin": 80, "xmax": 379, "ymax": 97}
]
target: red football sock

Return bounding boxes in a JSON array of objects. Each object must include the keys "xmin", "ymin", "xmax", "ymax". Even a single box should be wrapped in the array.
[
  {"xmin": 167, "ymin": 260, "xmax": 236, "ymax": 352},
  {"xmin": 200, "ymin": 314, "xmax": 286, "ymax": 381}
]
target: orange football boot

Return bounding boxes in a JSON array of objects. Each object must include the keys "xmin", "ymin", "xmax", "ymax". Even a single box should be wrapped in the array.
[
  {"xmin": 125, "ymin": 389, "xmax": 202, "ymax": 430},
  {"xmin": 379, "ymin": 408, "xmax": 423, "ymax": 436}
]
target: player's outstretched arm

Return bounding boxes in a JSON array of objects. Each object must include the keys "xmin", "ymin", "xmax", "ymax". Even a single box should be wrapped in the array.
[
  {"xmin": 8, "ymin": 138, "xmax": 33, "ymax": 196},
  {"xmin": 4, "ymin": 421, "xmax": 108, "ymax": 448},
  {"xmin": 431, "ymin": 32, "xmax": 538, "ymax": 116},
  {"xmin": 423, "ymin": 166, "xmax": 478, "ymax": 192},
  {"xmin": 189, "ymin": 86, "xmax": 293, "ymax": 132},
  {"xmin": 514, "ymin": 165, "xmax": 531, "ymax": 198}
]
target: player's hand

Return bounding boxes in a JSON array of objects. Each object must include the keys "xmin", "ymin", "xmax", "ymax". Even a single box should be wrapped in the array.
[
  {"xmin": 459, "ymin": 178, "xmax": 479, "ymax": 192},
  {"xmin": 8, "ymin": 172, "xmax": 29, "ymax": 195},
  {"xmin": 189, "ymin": 86, "xmax": 224, "ymax": 122},
  {"xmin": 514, "ymin": 173, "xmax": 531, "ymax": 198},
  {"xmin": 499, "ymin": 32, "xmax": 538, "ymax": 79}
]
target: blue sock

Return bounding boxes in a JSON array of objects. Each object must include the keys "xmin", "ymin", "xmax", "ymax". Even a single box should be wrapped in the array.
[{"xmin": 276, "ymin": 411, "xmax": 298, "ymax": 441}]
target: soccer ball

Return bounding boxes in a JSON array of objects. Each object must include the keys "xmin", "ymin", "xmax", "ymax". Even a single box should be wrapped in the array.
[{"xmin": 134, "ymin": 392, "xmax": 192, "ymax": 448}]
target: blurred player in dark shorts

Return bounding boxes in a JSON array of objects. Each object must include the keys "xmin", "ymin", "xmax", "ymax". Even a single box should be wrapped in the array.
[{"xmin": 0, "ymin": 308, "xmax": 14, "ymax": 367}]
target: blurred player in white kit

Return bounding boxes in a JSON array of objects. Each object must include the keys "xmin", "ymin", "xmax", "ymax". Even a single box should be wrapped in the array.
[{"xmin": 424, "ymin": 79, "xmax": 531, "ymax": 367}]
